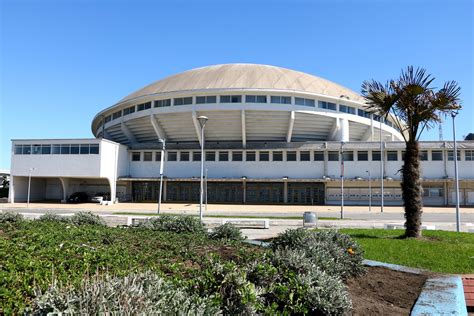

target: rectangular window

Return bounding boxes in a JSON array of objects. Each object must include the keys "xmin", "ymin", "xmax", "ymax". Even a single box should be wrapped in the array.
[
  {"xmin": 358, "ymin": 109, "xmax": 370, "ymax": 118},
  {"xmin": 14, "ymin": 145, "xmax": 23, "ymax": 154},
  {"xmin": 155, "ymin": 99, "xmax": 171, "ymax": 107},
  {"xmin": 431, "ymin": 150, "xmax": 443, "ymax": 161},
  {"xmin": 123, "ymin": 106, "xmax": 135, "ymax": 116},
  {"xmin": 245, "ymin": 95, "xmax": 267, "ymax": 103},
  {"xmin": 328, "ymin": 151, "xmax": 339, "ymax": 161},
  {"xmin": 372, "ymin": 151, "xmax": 381, "ymax": 161},
  {"xmin": 113, "ymin": 111, "xmax": 122, "ymax": 119},
  {"xmin": 387, "ymin": 151, "xmax": 398, "ymax": 161},
  {"xmin": 168, "ymin": 152, "xmax": 177, "ymax": 161},
  {"xmin": 232, "ymin": 151, "xmax": 243, "ymax": 161},
  {"xmin": 246, "ymin": 151, "xmax": 256, "ymax": 161},
  {"xmin": 80, "ymin": 144, "xmax": 90, "ymax": 154},
  {"xmin": 419, "ymin": 151, "xmax": 428, "ymax": 161},
  {"xmin": 339, "ymin": 105, "xmax": 355, "ymax": 114},
  {"xmin": 41, "ymin": 144, "xmax": 51, "ymax": 154},
  {"xmin": 32, "ymin": 144, "xmax": 42, "ymax": 155},
  {"xmin": 314, "ymin": 151, "xmax": 324, "ymax": 161},
  {"xmin": 295, "ymin": 97, "xmax": 315, "ymax": 106},
  {"xmin": 259, "ymin": 151, "xmax": 270, "ymax": 161},
  {"xmin": 220, "ymin": 95, "xmax": 241, "ymax": 103},
  {"xmin": 193, "ymin": 152, "xmax": 201, "ymax": 161},
  {"xmin": 273, "ymin": 151, "xmax": 283, "ymax": 161},
  {"xmin": 219, "ymin": 151, "xmax": 229, "ymax": 161},
  {"xmin": 22, "ymin": 145, "xmax": 31, "ymax": 155},
  {"xmin": 300, "ymin": 151, "xmax": 310, "ymax": 161},
  {"xmin": 52, "ymin": 144, "xmax": 61, "ymax": 154},
  {"xmin": 104, "ymin": 116, "xmax": 111, "ymax": 123},
  {"xmin": 180, "ymin": 151, "xmax": 190, "ymax": 161},
  {"xmin": 342, "ymin": 151, "xmax": 354, "ymax": 161},
  {"xmin": 155, "ymin": 151, "xmax": 162, "ymax": 161},
  {"xmin": 131, "ymin": 152, "xmax": 141, "ymax": 161},
  {"xmin": 318, "ymin": 101, "xmax": 337, "ymax": 111},
  {"xmin": 174, "ymin": 97, "xmax": 193, "ymax": 106},
  {"xmin": 465, "ymin": 150, "xmax": 474, "ymax": 161},
  {"xmin": 144, "ymin": 152, "xmax": 153, "ymax": 161},
  {"xmin": 89, "ymin": 144, "xmax": 99, "ymax": 154},
  {"xmin": 70, "ymin": 145, "xmax": 80, "ymax": 154},
  {"xmin": 60, "ymin": 144, "xmax": 70, "ymax": 155},
  {"xmin": 287, "ymin": 151, "xmax": 297, "ymax": 161},
  {"xmin": 448, "ymin": 150, "xmax": 461, "ymax": 161},
  {"xmin": 137, "ymin": 102, "xmax": 152, "ymax": 111},
  {"xmin": 196, "ymin": 96, "xmax": 217, "ymax": 104},
  {"xmin": 206, "ymin": 151, "xmax": 216, "ymax": 161},
  {"xmin": 357, "ymin": 151, "xmax": 368, "ymax": 161},
  {"xmin": 271, "ymin": 96, "xmax": 291, "ymax": 104}
]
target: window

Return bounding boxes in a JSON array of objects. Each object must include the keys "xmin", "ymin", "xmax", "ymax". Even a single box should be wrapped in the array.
[
  {"xmin": 196, "ymin": 96, "xmax": 217, "ymax": 104},
  {"xmin": 113, "ymin": 111, "xmax": 122, "ymax": 119},
  {"xmin": 259, "ymin": 151, "xmax": 270, "ymax": 161},
  {"xmin": 104, "ymin": 116, "xmax": 111, "ymax": 123},
  {"xmin": 181, "ymin": 152, "xmax": 190, "ymax": 161},
  {"xmin": 155, "ymin": 151, "xmax": 162, "ymax": 161},
  {"xmin": 342, "ymin": 151, "xmax": 354, "ymax": 161},
  {"xmin": 131, "ymin": 152, "xmax": 141, "ymax": 161},
  {"xmin": 295, "ymin": 97, "xmax": 315, "ymax": 107},
  {"xmin": 314, "ymin": 151, "xmax": 324, "ymax": 161},
  {"xmin": 52, "ymin": 144, "xmax": 61, "ymax": 154},
  {"xmin": 358, "ymin": 109, "xmax": 370, "ymax": 118},
  {"xmin": 41, "ymin": 144, "xmax": 51, "ymax": 154},
  {"xmin": 339, "ymin": 105, "xmax": 355, "ymax": 114},
  {"xmin": 14, "ymin": 145, "xmax": 22, "ymax": 154},
  {"xmin": 137, "ymin": 102, "xmax": 152, "ymax": 111},
  {"xmin": 287, "ymin": 151, "xmax": 297, "ymax": 161},
  {"xmin": 318, "ymin": 101, "xmax": 337, "ymax": 111},
  {"xmin": 270, "ymin": 96, "xmax": 291, "ymax": 104},
  {"xmin": 387, "ymin": 151, "xmax": 398, "ymax": 161},
  {"xmin": 193, "ymin": 152, "xmax": 201, "ymax": 161},
  {"xmin": 328, "ymin": 151, "xmax": 339, "ymax": 161},
  {"xmin": 168, "ymin": 152, "xmax": 177, "ymax": 161},
  {"xmin": 432, "ymin": 150, "xmax": 443, "ymax": 161},
  {"xmin": 60, "ymin": 144, "xmax": 70, "ymax": 155},
  {"xmin": 123, "ymin": 106, "xmax": 135, "ymax": 116},
  {"xmin": 32, "ymin": 144, "xmax": 42, "ymax": 155},
  {"xmin": 21, "ymin": 145, "xmax": 31, "ymax": 155},
  {"xmin": 245, "ymin": 95, "xmax": 267, "ymax": 103},
  {"xmin": 448, "ymin": 150, "xmax": 461, "ymax": 161},
  {"xmin": 155, "ymin": 99, "xmax": 171, "ymax": 107},
  {"xmin": 206, "ymin": 151, "xmax": 216, "ymax": 161},
  {"xmin": 246, "ymin": 151, "xmax": 256, "ymax": 161},
  {"xmin": 220, "ymin": 95, "xmax": 242, "ymax": 103},
  {"xmin": 80, "ymin": 144, "xmax": 90, "ymax": 154},
  {"xmin": 70, "ymin": 145, "xmax": 80, "ymax": 154},
  {"xmin": 357, "ymin": 151, "xmax": 368, "ymax": 161},
  {"xmin": 423, "ymin": 187, "xmax": 443, "ymax": 197},
  {"xmin": 273, "ymin": 151, "xmax": 283, "ymax": 161},
  {"xmin": 144, "ymin": 152, "xmax": 153, "ymax": 161},
  {"xmin": 300, "ymin": 151, "xmax": 310, "ymax": 161},
  {"xmin": 89, "ymin": 144, "xmax": 99, "ymax": 154},
  {"xmin": 232, "ymin": 151, "xmax": 243, "ymax": 161},
  {"xmin": 372, "ymin": 151, "xmax": 381, "ymax": 161},
  {"xmin": 219, "ymin": 151, "xmax": 229, "ymax": 161},
  {"xmin": 174, "ymin": 97, "xmax": 192, "ymax": 106},
  {"xmin": 465, "ymin": 150, "xmax": 474, "ymax": 161},
  {"xmin": 419, "ymin": 151, "xmax": 428, "ymax": 161}
]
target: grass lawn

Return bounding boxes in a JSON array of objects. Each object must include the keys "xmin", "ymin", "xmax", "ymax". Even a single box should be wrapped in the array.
[
  {"xmin": 340, "ymin": 229, "xmax": 474, "ymax": 274},
  {"xmin": 112, "ymin": 212, "xmax": 341, "ymax": 220}
]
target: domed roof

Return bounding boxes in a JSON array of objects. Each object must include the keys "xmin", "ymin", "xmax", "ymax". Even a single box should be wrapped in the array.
[{"xmin": 120, "ymin": 63, "xmax": 364, "ymax": 103}]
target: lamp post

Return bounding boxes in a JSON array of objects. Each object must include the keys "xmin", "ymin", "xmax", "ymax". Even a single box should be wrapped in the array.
[
  {"xmin": 198, "ymin": 116, "xmax": 208, "ymax": 222},
  {"xmin": 380, "ymin": 116, "xmax": 384, "ymax": 213},
  {"xmin": 27, "ymin": 167, "xmax": 36, "ymax": 207},
  {"xmin": 366, "ymin": 170, "xmax": 372, "ymax": 212},
  {"xmin": 451, "ymin": 110, "xmax": 461, "ymax": 232},
  {"xmin": 157, "ymin": 138, "xmax": 165, "ymax": 214},
  {"xmin": 340, "ymin": 141, "xmax": 345, "ymax": 219}
]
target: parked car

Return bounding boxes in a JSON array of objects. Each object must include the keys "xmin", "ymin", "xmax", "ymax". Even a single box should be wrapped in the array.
[
  {"xmin": 91, "ymin": 192, "xmax": 110, "ymax": 203},
  {"xmin": 67, "ymin": 192, "xmax": 89, "ymax": 203}
]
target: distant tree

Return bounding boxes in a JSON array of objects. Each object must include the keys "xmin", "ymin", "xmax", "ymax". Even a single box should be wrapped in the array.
[{"xmin": 362, "ymin": 66, "xmax": 461, "ymax": 238}]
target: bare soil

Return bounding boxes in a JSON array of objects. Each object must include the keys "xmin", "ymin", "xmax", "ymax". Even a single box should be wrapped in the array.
[{"xmin": 346, "ymin": 266, "xmax": 429, "ymax": 315}]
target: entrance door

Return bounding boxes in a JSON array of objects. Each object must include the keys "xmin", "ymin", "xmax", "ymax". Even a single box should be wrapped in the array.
[{"xmin": 288, "ymin": 183, "xmax": 325, "ymax": 205}]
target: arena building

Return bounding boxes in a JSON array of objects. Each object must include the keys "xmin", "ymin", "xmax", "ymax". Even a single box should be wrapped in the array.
[{"xmin": 8, "ymin": 64, "xmax": 474, "ymax": 205}]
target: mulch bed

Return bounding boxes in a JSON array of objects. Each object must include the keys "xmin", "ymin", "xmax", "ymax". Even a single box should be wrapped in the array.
[{"xmin": 346, "ymin": 266, "xmax": 429, "ymax": 315}]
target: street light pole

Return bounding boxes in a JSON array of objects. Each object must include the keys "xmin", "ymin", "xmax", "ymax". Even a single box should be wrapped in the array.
[
  {"xmin": 451, "ymin": 111, "xmax": 461, "ymax": 232},
  {"xmin": 340, "ymin": 141, "xmax": 345, "ymax": 219},
  {"xmin": 198, "ymin": 116, "xmax": 208, "ymax": 222},
  {"xmin": 380, "ymin": 117, "xmax": 384, "ymax": 213},
  {"xmin": 366, "ymin": 170, "xmax": 372, "ymax": 212},
  {"xmin": 157, "ymin": 138, "xmax": 165, "ymax": 214},
  {"xmin": 27, "ymin": 167, "xmax": 36, "ymax": 207}
]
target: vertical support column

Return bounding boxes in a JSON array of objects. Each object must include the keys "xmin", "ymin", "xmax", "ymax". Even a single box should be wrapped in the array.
[
  {"xmin": 443, "ymin": 181, "xmax": 448, "ymax": 206},
  {"xmin": 323, "ymin": 142, "xmax": 328, "ymax": 176},
  {"xmin": 8, "ymin": 176, "xmax": 15, "ymax": 203},
  {"xmin": 59, "ymin": 177, "xmax": 69, "ymax": 203},
  {"xmin": 242, "ymin": 180, "xmax": 246, "ymax": 204},
  {"xmin": 283, "ymin": 181, "xmax": 288, "ymax": 204},
  {"xmin": 339, "ymin": 118, "xmax": 349, "ymax": 142},
  {"xmin": 107, "ymin": 177, "xmax": 117, "ymax": 204},
  {"xmin": 163, "ymin": 179, "xmax": 167, "ymax": 201}
]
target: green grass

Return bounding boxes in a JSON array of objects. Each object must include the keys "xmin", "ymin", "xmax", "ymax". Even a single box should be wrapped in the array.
[
  {"xmin": 340, "ymin": 229, "xmax": 474, "ymax": 274},
  {"xmin": 112, "ymin": 212, "xmax": 342, "ymax": 220}
]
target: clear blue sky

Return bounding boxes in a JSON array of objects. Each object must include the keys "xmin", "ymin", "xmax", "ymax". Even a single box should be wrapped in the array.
[{"xmin": 1, "ymin": 0, "xmax": 473, "ymax": 170}]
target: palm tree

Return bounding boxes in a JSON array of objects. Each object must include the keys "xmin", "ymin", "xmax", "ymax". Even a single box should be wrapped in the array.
[{"xmin": 361, "ymin": 66, "xmax": 461, "ymax": 238}]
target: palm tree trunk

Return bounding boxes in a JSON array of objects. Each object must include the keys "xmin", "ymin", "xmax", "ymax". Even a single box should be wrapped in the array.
[{"xmin": 401, "ymin": 140, "xmax": 423, "ymax": 238}]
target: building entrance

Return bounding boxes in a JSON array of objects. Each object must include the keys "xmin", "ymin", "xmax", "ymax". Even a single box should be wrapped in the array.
[{"xmin": 287, "ymin": 182, "xmax": 325, "ymax": 205}]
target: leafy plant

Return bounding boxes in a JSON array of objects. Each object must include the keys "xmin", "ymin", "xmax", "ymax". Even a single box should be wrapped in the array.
[
  {"xmin": 139, "ymin": 215, "xmax": 206, "ymax": 234},
  {"xmin": 37, "ymin": 212, "xmax": 70, "ymax": 223},
  {"xmin": 209, "ymin": 223, "xmax": 246, "ymax": 241},
  {"xmin": 70, "ymin": 211, "xmax": 106, "ymax": 226},
  {"xmin": 0, "ymin": 211, "xmax": 24, "ymax": 224}
]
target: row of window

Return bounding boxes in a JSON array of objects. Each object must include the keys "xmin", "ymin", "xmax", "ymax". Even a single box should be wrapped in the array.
[
  {"xmin": 131, "ymin": 149, "xmax": 474, "ymax": 162},
  {"xmin": 14, "ymin": 144, "xmax": 100, "ymax": 155}
]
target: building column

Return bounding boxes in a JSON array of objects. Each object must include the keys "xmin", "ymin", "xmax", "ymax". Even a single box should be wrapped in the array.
[
  {"xmin": 242, "ymin": 180, "xmax": 247, "ymax": 204},
  {"xmin": 8, "ymin": 176, "xmax": 15, "ymax": 203},
  {"xmin": 107, "ymin": 177, "xmax": 117, "ymax": 203},
  {"xmin": 59, "ymin": 177, "xmax": 69, "ymax": 203},
  {"xmin": 163, "ymin": 179, "xmax": 167, "ymax": 201},
  {"xmin": 283, "ymin": 181, "xmax": 288, "ymax": 204},
  {"xmin": 339, "ymin": 118, "xmax": 349, "ymax": 142}
]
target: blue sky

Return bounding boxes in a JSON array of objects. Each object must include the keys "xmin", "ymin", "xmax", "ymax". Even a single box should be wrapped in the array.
[{"xmin": 1, "ymin": 0, "xmax": 473, "ymax": 169}]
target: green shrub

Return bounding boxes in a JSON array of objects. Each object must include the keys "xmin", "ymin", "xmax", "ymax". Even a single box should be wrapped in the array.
[
  {"xmin": 139, "ymin": 215, "xmax": 206, "ymax": 234},
  {"xmin": 37, "ymin": 212, "xmax": 70, "ymax": 223},
  {"xmin": 209, "ymin": 223, "xmax": 246, "ymax": 241},
  {"xmin": 0, "ymin": 211, "xmax": 24, "ymax": 224},
  {"xmin": 33, "ymin": 271, "xmax": 221, "ymax": 315},
  {"xmin": 269, "ymin": 227, "xmax": 311, "ymax": 251},
  {"xmin": 70, "ymin": 211, "xmax": 106, "ymax": 227}
]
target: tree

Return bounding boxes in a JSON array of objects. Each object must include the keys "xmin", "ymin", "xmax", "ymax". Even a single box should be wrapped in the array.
[{"xmin": 361, "ymin": 66, "xmax": 461, "ymax": 238}]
